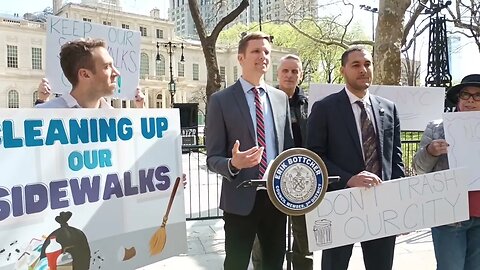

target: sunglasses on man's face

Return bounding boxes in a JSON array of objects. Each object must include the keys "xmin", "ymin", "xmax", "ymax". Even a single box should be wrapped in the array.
[{"xmin": 458, "ymin": 91, "xmax": 480, "ymax": 101}]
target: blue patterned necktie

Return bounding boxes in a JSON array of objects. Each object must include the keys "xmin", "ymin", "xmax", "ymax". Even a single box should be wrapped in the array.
[
  {"xmin": 355, "ymin": 100, "xmax": 381, "ymax": 177},
  {"xmin": 253, "ymin": 87, "xmax": 267, "ymax": 178}
]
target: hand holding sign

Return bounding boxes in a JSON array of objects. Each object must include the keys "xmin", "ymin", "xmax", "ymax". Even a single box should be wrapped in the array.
[
  {"xmin": 427, "ymin": 139, "xmax": 449, "ymax": 157},
  {"xmin": 134, "ymin": 87, "xmax": 145, "ymax": 108}
]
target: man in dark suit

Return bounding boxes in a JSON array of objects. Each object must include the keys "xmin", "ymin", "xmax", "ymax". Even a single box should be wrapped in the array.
[
  {"xmin": 206, "ymin": 32, "xmax": 294, "ymax": 270},
  {"xmin": 307, "ymin": 46, "xmax": 405, "ymax": 270}
]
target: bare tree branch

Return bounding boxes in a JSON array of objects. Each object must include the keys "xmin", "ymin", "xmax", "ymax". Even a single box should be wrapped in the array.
[
  {"xmin": 340, "ymin": 0, "xmax": 355, "ymax": 42},
  {"xmin": 445, "ymin": 0, "xmax": 480, "ymax": 52},
  {"xmin": 211, "ymin": 0, "xmax": 249, "ymax": 41},
  {"xmin": 401, "ymin": 22, "xmax": 429, "ymax": 52},
  {"xmin": 402, "ymin": 0, "xmax": 429, "ymax": 46}
]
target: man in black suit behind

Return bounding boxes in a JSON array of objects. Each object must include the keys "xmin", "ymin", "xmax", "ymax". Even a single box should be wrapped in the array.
[
  {"xmin": 206, "ymin": 32, "xmax": 294, "ymax": 270},
  {"xmin": 307, "ymin": 46, "xmax": 405, "ymax": 270}
]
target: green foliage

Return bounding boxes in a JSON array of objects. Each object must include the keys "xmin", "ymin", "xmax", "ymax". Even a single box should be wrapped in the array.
[{"xmin": 218, "ymin": 19, "xmax": 367, "ymax": 85}]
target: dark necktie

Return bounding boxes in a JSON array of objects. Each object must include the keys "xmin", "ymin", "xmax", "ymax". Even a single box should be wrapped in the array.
[
  {"xmin": 355, "ymin": 100, "xmax": 381, "ymax": 177},
  {"xmin": 254, "ymin": 87, "xmax": 267, "ymax": 178}
]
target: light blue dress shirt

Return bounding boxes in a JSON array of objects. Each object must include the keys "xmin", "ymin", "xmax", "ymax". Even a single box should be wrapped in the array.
[{"xmin": 238, "ymin": 77, "xmax": 277, "ymax": 165}]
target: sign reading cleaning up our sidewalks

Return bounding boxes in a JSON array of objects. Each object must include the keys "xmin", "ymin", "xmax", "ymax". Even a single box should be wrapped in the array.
[{"xmin": 0, "ymin": 109, "xmax": 187, "ymax": 270}]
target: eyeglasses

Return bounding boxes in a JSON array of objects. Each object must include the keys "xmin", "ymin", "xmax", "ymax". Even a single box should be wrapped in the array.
[{"xmin": 458, "ymin": 91, "xmax": 480, "ymax": 101}]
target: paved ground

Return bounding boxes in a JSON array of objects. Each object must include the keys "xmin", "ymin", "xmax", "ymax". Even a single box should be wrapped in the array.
[
  {"xmin": 141, "ymin": 219, "xmax": 437, "ymax": 270},
  {"xmin": 139, "ymin": 152, "xmax": 437, "ymax": 269}
]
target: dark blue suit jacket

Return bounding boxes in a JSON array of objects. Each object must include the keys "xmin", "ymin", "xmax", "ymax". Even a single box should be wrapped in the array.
[{"xmin": 307, "ymin": 89, "xmax": 405, "ymax": 191}]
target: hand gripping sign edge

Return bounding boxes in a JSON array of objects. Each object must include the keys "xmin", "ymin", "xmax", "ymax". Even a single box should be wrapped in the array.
[{"xmin": 266, "ymin": 148, "xmax": 329, "ymax": 216}]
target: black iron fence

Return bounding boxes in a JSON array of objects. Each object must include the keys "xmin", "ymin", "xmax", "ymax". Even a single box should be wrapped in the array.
[
  {"xmin": 182, "ymin": 131, "xmax": 423, "ymax": 220},
  {"xmin": 401, "ymin": 131, "xmax": 423, "ymax": 176}
]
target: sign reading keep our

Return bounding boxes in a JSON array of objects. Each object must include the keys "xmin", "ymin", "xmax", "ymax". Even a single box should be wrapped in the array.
[{"xmin": 46, "ymin": 15, "xmax": 141, "ymax": 99}]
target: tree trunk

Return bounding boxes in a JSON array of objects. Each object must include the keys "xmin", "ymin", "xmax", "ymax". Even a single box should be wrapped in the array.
[
  {"xmin": 202, "ymin": 41, "xmax": 221, "ymax": 102},
  {"xmin": 188, "ymin": 0, "xmax": 249, "ymax": 102},
  {"xmin": 374, "ymin": 0, "xmax": 411, "ymax": 85}
]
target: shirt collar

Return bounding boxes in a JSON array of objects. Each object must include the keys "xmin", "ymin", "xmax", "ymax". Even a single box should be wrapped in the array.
[
  {"xmin": 239, "ymin": 76, "xmax": 268, "ymax": 94},
  {"xmin": 62, "ymin": 93, "xmax": 112, "ymax": 108},
  {"xmin": 345, "ymin": 87, "xmax": 372, "ymax": 106}
]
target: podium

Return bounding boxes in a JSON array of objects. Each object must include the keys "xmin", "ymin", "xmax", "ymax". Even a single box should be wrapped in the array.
[{"xmin": 237, "ymin": 148, "xmax": 338, "ymax": 270}]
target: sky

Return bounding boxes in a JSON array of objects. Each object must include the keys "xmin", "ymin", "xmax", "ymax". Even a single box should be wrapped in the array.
[{"xmin": 0, "ymin": 0, "xmax": 169, "ymax": 18}]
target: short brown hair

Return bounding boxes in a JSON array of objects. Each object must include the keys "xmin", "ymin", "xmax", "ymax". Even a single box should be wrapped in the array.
[
  {"xmin": 341, "ymin": 45, "xmax": 370, "ymax": 67},
  {"xmin": 60, "ymin": 38, "xmax": 107, "ymax": 87},
  {"xmin": 238, "ymin": 32, "xmax": 271, "ymax": 54}
]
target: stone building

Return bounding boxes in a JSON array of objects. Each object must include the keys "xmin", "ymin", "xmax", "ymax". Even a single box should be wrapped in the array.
[{"xmin": 0, "ymin": 0, "xmax": 292, "ymax": 125}]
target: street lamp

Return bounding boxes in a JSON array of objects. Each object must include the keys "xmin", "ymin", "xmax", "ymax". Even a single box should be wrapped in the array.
[
  {"xmin": 258, "ymin": 0, "xmax": 262, "ymax": 31},
  {"xmin": 156, "ymin": 41, "xmax": 185, "ymax": 108},
  {"xmin": 359, "ymin": 4, "xmax": 378, "ymax": 42}
]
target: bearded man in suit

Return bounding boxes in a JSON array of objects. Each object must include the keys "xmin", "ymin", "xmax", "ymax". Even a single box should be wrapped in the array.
[{"xmin": 307, "ymin": 46, "xmax": 405, "ymax": 270}]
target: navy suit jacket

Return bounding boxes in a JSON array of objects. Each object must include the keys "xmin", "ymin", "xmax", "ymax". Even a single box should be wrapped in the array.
[
  {"xmin": 206, "ymin": 80, "xmax": 294, "ymax": 215},
  {"xmin": 307, "ymin": 89, "xmax": 405, "ymax": 191}
]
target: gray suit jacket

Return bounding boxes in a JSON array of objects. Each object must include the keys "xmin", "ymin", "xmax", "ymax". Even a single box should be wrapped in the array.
[
  {"xmin": 307, "ymin": 89, "xmax": 405, "ymax": 191},
  {"xmin": 206, "ymin": 80, "xmax": 294, "ymax": 216}
]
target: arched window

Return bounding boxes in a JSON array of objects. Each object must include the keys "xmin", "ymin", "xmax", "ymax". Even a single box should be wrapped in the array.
[
  {"xmin": 8, "ymin": 90, "xmax": 19, "ymax": 108},
  {"xmin": 33, "ymin": 91, "xmax": 39, "ymax": 104},
  {"xmin": 140, "ymin": 52, "xmax": 149, "ymax": 78},
  {"xmin": 156, "ymin": 93, "xmax": 163, "ymax": 108},
  {"xmin": 156, "ymin": 55, "xmax": 166, "ymax": 76}
]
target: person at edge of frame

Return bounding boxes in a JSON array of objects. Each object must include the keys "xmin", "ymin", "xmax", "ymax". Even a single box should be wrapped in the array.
[{"xmin": 413, "ymin": 74, "xmax": 480, "ymax": 270}]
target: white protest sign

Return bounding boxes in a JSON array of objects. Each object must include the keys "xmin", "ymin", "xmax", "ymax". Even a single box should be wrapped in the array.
[
  {"xmin": 0, "ymin": 109, "xmax": 186, "ymax": 270},
  {"xmin": 46, "ymin": 15, "xmax": 141, "ymax": 99},
  {"xmin": 444, "ymin": 111, "xmax": 480, "ymax": 191},
  {"xmin": 306, "ymin": 168, "xmax": 468, "ymax": 251},
  {"xmin": 308, "ymin": 84, "xmax": 446, "ymax": 130}
]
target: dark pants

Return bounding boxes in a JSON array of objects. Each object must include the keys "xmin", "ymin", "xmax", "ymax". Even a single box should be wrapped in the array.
[
  {"xmin": 252, "ymin": 215, "xmax": 313, "ymax": 270},
  {"xmin": 321, "ymin": 235, "xmax": 396, "ymax": 270},
  {"xmin": 291, "ymin": 215, "xmax": 313, "ymax": 270},
  {"xmin": 223, "ymin": 190, "xmax": 286, "ymax": 270}
]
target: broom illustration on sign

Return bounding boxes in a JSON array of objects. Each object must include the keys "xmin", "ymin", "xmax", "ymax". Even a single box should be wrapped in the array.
[{"xmin": 149, "ymin": 176, "xmax": 181, "ymax": 255}]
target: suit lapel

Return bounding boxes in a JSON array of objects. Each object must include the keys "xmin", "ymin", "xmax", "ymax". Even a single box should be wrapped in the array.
[
  {"xmin": 339, "ymin": 89, "xmax": 363, "ymax": 158},
  {"xmin": 232, "ymin": 81, "xmax": 256, "ymax": 141},
  {"xmin": 265, "ymin": 86, "xmax": 280, "ymax": 152},
  {"xmin": 370, "ymin": 95, "xmax": 384, "ymax": 156}
]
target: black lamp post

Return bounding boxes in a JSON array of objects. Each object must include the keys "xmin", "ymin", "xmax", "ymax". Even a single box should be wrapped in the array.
[
  {"xmin": 156, "ymin": 41, "xmax": 185, "ymax": 108},
  {"xmin": 423, "ymin": 0, "xmax": 453, "ymax": 110},
  {"xmin": 359, "ymin": 4, "xmax": 378, "ymax": 42},
  {"xmin": 258, "ymin": 0, "xmax": 262, "ymax": 31}
]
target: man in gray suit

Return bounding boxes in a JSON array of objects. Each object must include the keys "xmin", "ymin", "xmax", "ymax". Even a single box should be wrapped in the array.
[{"xmin": 206, "ymin": 32, "xmax": 294, "ymax": 270}]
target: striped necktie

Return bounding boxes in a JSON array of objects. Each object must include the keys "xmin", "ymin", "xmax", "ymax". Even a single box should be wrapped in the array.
[
  {"xmin": 355, "ymin": 100, "xmax": 381, "ymax": 177},
  {"xmin": 253, "ymin": 87, "xmax": 267, "ymax": 179}
]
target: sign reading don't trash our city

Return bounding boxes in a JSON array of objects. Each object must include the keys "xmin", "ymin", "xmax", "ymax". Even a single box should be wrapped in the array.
[{"xmin": 305, "ymin": 168, "xmax": 469, "ymax": 251}]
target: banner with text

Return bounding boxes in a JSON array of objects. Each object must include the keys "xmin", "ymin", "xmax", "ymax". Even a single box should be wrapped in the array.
[
  {"xmin": 444, "ymin": 111, "xmax": 480, "ymax": 191},
  {"xmin": 0, "ymin": 109, "xmax": 187, "ymax": 270},
  {"xmin": 306, "ymin": 168, "xmax": 469, "ymax": 251},
  {"xmin": 308, "ymin": 84, "xmax": 445, "ymax": 130},
  {"xmin": 46, "ymin": 15, "xmax": 141, "ymax": 99}
]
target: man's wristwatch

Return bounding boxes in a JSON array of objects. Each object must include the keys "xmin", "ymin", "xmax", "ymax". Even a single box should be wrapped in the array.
[{"xmin": 228, "ymin": 158, "xmax": 240, "ymax": 174}]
